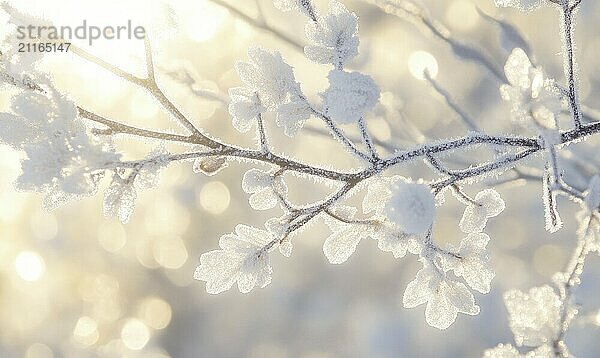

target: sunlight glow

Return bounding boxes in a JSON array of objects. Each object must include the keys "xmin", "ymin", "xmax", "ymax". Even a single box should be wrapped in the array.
[
  {"xmin": 15, "ymin": 251, "xmax": 45, "ymax": 282},
  {"xmin": 121, "ymin": 319, "xmax": 150, "ymax": 350},
  {"xmin": 198, "ymin": 181, "xmax": 230, "ymax": 215},
  {"xmin": 408, "ymin": 51, "xmax": 439, "ymax": 80}
]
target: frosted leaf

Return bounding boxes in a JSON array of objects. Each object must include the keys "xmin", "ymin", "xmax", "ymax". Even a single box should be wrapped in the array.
[
  {"xmin": 459, "ymin": 189, "xmax": 506, "ymax": 233},
  {"xmin": 193, "ymin": 156, "xmax": 228, "ymax": 176},
  {"xmin": 322, "ymin": 70, "xmax": 380, "ymax": 124},
  {"xmin": 0, "ymin": 112, "xmax": 37, "ymax": 148},
  {"xmin": 265, "ymin": 214, "xmax": 294, "ymax": 257},
  {"xmin": 385, "ymin": 178, "xmax": 435, "ymax": 235},
  {"xmin": 228, "ymin": 87, "xmax": 265, "ymax": 133},
  {"xmin": 278, "ymin": 239, "xmax": 293, "ymax": 258},
  {"xmin": 275, "ymin": 98, "xmax": 312, "ymax": 137},
  {"xmin": 103, "ymin": 175, "xmax": 137, "ymax": 224},
  {"xmin": 542, "ymin": 169, "xmax": 562, "ymax": 233},
  {"xmin": 136, "ymin": 146, "xmax": 170, "ymax": 189},
  {"xmin": 235, "ymin": 46, "xmax": 300, "ymax": 108},
  {"xmin": 304, "ymin": 1, "xmax": 359, "ymax": 67},
  {"xmin": 323, "ymin": 223, "xmax": 365, "ymax": 264},
  {"xmin": 584, "ymin": 175, "xmax": 600, "ymax": 213},
  {"xmin": 274, "ymin": 0, "xmax": 314, "ymax": 17},
  {"xmin": 500, "ymin": 48, "xmax": 560, "ymax": 128},
  {"xmin": 371, "ymin": 222, "xmax": 423, "ymax": 258},
  {"xmin": 442, "ymin": 233, "xmax": 495, "ymax": 294},
  {"xmin": 403, "ymin": 262, "xmax": 480, "ymax": 330},
  {"xmin": 362, "ymin": 176, "xmax": 393, "ymax": 215},
  {"xmin": 194, "ymin": 225, "xmax": 274, "ymax": 294},
  {"xmin": 494, "ymin": 0, "xmax": 546, "ymax": 12},
  {"xmin": 242, "ymin": 169, "xmax": 288, "ymax": 210},
  {"xmin": 483, "ymin": 344, "xmax": 521, "ymax": 358},
  {"xmin": 322, "ymin": 205, "xmax": 366, "ymax": 264},
  {"xmin": 503, "ymin": 285, "xmax": 561, "ymax": 347}
]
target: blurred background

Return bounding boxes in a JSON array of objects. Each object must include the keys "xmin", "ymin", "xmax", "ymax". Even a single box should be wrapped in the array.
[{"xmin": 1, "ymin": 0, "xmax": 600, "ymax": 356}]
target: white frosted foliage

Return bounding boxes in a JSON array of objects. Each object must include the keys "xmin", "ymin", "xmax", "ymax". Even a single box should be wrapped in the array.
[
  {"xmin": 500, "ymin": 48, "xmax": 560, "ymax": 128},
  {"xmin": 103, "ymin": 176, "xmax": 137, "ymax": 224},
  {"xmin": 442, "ymin": 233, "xmax": 495, "ymax": 294},
  {"xmin": 304, "ymin": 1, "xmax": 359, "ymax": 67},
  {"xmin": 275, "ymin": 98, "xmax": 312, "ymax": 137},
  {"xmin": 228, "ymin": 87, "xmax": 265, "ymax": 133},
  {"xmin": 483, "ymin": 343, "xmax": 554, "ymax": 358},
  {"xmin": 495, "ymin": 0, "xmax": 546, "ymax": 12},
  {"xmin": 385, "ymin": 179, "xmax": 435, "ymax": 235},
  {"xmin": 459, "ymin": 189, "xmax": 506, "ymax": 233},
  {"xmin": 371, "ymin": 222, "xmax": 422, "ymax": 259},
  {"xmin": 503, "ymin": 285, "xmax": 561, "ymax": 347},
  {"xmin": 584, "ymin": 175, "xmax": 600, "ymax": 213},
  {"xmin": 322, "ymin": 70, "xmax": 380, "ymax": 124},
  {"xmin": 242, "ymin": 168, "xmax": 287, "ymax": 210},
  {"xmin": 194, "ymin": 225, "xmax": 274, "ymax": 294},
  {"xmin": 235, "ymin": 46, "xmax": 300, "ymax": 108},
  {"xmin": 403, "ymin": 262, "xmax": 480, "ymax": 330}
]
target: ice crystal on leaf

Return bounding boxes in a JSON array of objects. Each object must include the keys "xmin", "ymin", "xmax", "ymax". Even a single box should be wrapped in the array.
[
  {"xmin": 500, "ymin": 48, "xmax": 560, "ymax": 128},
  {"xmin": 503, "ymin": 285, "xmax": 561, "ymax": 347},
  {"xmin": 322, "ymin": 70, "xmax": 380, "ymax": 124},
  {"xmin": 385, "ymin": 178, "xmax": 435, "ymax": 235},
  {"xmin": 441, "ymin": 233, "xmax": 495, "ymax": 294},
  {"xmin": 494, "ymin": 0, "xmax": 546, "ymax": 12},
  {"xmin": 228, "ymin": 87, "xmax": 265, "ymax": 133},
  {"xmin": 242, "ymin": 168, "xmax": 288, "ymax": 210},
  {"xmin": 102, "ymin": 175, "xmax": 137, "ymax": 224},
  {"xmin": 403, "ymin": 262, "xmax": 480, "ymax": 330},
  {"xmin": 304, "ymin": 1, "xmax": 359, "ymax": 68},
  {"xmin": 483, "ymin": 343, "xmax": 554, "ymax": 358},
  {"xmin": 194, "ymin": 225, "xmax": 274, "ymax": 294},
  {"xmin": 459, "ymin": 189, "xmax": 506, "ymax": 233}
]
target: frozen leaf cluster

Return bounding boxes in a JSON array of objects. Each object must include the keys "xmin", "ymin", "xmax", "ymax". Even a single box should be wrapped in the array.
[
  {"xmin": 229, "ymin": 46, "xmax": 311, "ymax": 137},
  {"xmin": 304, "ymin": 1, "xmax": 359, "ymax": 68},
  {"xmin": 500, "ymin": 48, "xmax": 560, "ymax": 134},
  {"xmin": 403, "ymin": 261, "xmax": 480, "ymax": 330},
  {"xmin": 503, "ymin": 285, "xmax": 562, "ymax": 347},
  {"xmin": 322, "ymin": 70, "xmax": 380, "ymax": 124},
  {"xmin": 0, "ymin": 87, "xmax": 119, "ymax": 209},
  {"xmin": 194, "ymin": 225, "xmax": 274, "ymax": 294}
]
